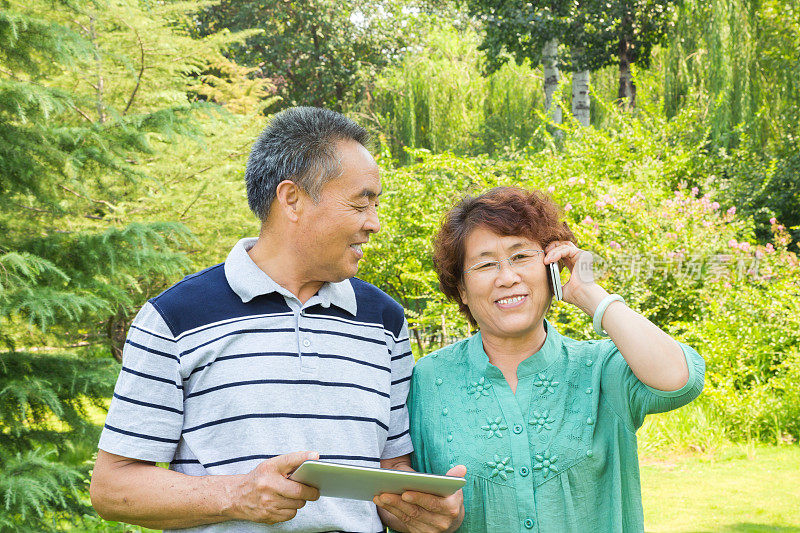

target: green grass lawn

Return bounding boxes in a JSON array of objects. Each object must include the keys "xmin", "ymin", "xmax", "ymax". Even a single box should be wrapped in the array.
[{"xmin": 642, "ymin": 445, "xmax": 800, "ymax": 532}]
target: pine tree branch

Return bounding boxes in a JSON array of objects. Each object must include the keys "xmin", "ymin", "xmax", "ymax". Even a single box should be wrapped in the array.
[
  {"xmin": 58, "ymin": 185, "xmax": 116, "ymax": 210},
  {"xmin": 121, "ymin": 20, "xmax": 145, "ymax": 116}
]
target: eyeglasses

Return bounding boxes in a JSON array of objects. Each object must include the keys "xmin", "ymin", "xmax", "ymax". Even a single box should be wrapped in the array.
[{"xmin": 463, "ymin": 249, "xmax": 545, "ymax": 277}]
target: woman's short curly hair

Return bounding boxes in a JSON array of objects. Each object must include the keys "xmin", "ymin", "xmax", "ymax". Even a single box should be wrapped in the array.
[{"xmin": 433, "ymin": 186, "xmax": 576, "ymax": 325}]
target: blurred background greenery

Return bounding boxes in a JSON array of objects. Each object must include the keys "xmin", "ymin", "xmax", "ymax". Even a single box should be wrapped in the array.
[{"xmin": 1, "ymin": 0, "xmax": 798, "ymax": 529}]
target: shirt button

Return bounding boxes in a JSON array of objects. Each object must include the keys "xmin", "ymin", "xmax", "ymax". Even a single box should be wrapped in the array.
[
  {"xmin": 586, "ymin": 449, "xmax": 594, "ymax": 458},
  {"xmin": 519, "ymin": 466, "xmax": 530, "ymax": 477},
  {"xmin": 585, "ymin": 387, "xmax": 593, "ymax": 394},
  {"xmin": 585, "ymin": 359, "xmax": 593, "ymax": 367},
  {"xmin": 586, "ymin": 416, "xmax": 594, "ymax": 425},
  {"xmin": 302, "ymin": 339, "xmax": 310, "ymax": 347},
  {"xmin": 436, "ymin": 378, "xmax": 443, "ymax": 386},
  {"xmin": 447, "ymin": 434, "xmax": 453, "ymax": 442},
  {"xmin": 442, "ymin": 408, "xmax": 449, "ymax": 416},
  {"xmin": 513, "ymin": 424, "xmax": 523, "ymax": 434},
  {"xmin": 524, "ymin": 518, "xmax": 534, "ymax": 529}
]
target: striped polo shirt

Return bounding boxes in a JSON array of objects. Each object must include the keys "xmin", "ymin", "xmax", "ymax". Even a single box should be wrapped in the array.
[{"xmin": 98, "ymin": 237, "xmax": 414, "ymax": 532}]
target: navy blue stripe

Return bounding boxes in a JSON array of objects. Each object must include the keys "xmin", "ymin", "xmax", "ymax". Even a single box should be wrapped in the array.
[
  {"xmin": 391, "ymin": 350, "xmax": 413, "ymax": 361},
  {"xmin": 113, "ymin": 393, "xmax": 183, "ymax": 414},
  {"xmin": 390, "ymin": 404, "xmax": 404, "ymax": 411},
  {"xmin": 186, "ymin": 351, "xmax": 389, "ymax": 379},
  {"xmin": 175, "ymin": 312, "xmax": 295, "ymax": 341},
  {"xmin": 121, "ymin": 366, "xmax": 183, "ymax": 389},
  {"xmin": 303, "ymin": 312, "xmax": 383, "ymax": 331},
  {"xmin": 386, "ymin": 429, "xmax": 409, "ymax": 441},
  {"xmin": 313, "ymin": 352, "xmax": 390, "ymax": 373},
  {"xmin": 298, "ymin": 327, "xmax": 385, "ymax": 346},
  {"xmin": 179, "ymin": 328, "xmax": 296, "ymax": 357},
  {"xmin": 186, "ymin": 379, "xmax": 389, "ymax": 400},
  {"xmin": 130, "ymin": 324, "xmax": 175, "ymax": 343},
  {"xmin": 104, "ymin": 424, "xmax": 179, "ymax": 444},
  {"xmin": 204, "ymin": 454, "xmax": 380, "ymax": 469},
  {"xmin": 126, "ymin": 339, "xmax": 179, "ymax": 362},
  {"xmin": 391, "ymin": 375, "xmax": 411, "ymax": 386},
  {"xmin": 187, "ymin": 351, "xmax": 298, "ymax": 377},
  {"xmin": 171, "ymin": 459, "xmax": 201, "ymax": 465},
  {"xmin": 184, "ymin": 413, "xmax": 389, "ymax": 434}
]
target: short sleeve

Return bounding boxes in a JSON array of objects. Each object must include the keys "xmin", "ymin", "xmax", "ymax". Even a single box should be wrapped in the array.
[
  {"xmin": 599, "ymin": 339, "xmax": 705, "ymax": 430},
  {"xmin": 381, "ymin": 318, "xmax": 414, "ymax": 459},
  {"xmin": 98, "ymin": 302, "xmax": 184, "ymax": 462}
]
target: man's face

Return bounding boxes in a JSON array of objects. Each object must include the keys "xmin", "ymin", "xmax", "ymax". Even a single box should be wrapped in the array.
[{"xmin": 297, "ymin": 139, "xmax": 381, "ymax": 282}]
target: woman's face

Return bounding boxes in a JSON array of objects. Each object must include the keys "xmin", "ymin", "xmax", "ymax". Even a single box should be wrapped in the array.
[{"xmin": 458, "ymin": 226, "xmax": 551, "ymax": 340}]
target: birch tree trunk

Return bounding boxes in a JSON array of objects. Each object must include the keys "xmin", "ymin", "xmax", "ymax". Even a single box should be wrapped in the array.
[
  {"xmin": 618, "ymin": 38, "xmax": 636, "ymax": 109},
  {"xmin": 572, "ymin": 70, "xmax": 591, "ymax": 126},
  {"xmin": 542, "ymin": 38, "xmax": 562, "ymax": 126}
]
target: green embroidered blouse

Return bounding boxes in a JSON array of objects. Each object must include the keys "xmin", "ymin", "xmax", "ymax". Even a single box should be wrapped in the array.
[{"xmin": 407, "ymin": 320, "xmax": 705, "ymax": 533}]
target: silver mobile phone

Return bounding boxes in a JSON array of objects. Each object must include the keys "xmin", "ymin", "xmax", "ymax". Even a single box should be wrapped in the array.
[{"xmin": 548, "ymin": 262, "xmax": 563, "ymax": 301}]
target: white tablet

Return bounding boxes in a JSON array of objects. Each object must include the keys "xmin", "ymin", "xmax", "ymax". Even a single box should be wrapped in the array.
[{"xmin": 288, "ymin": 460, "xmax": 465, "ymax": 501}]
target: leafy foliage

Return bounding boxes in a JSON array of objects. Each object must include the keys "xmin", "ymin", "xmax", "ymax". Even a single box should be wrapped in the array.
[{"xmin": 193, "ymin": 0, "xmax": 420, "ymax": 111}]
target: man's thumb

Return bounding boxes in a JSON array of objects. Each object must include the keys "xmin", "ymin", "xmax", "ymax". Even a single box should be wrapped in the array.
[
  {"xmin": 272, "ymin": 451, "xmax": 319, "ymax": 475},
  {"xmin": 445, "ymin": 464, "xmax": 467, "ymax": 478}
]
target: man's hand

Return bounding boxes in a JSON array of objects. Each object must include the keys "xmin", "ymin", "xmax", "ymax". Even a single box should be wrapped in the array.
[
  {"xmin": 227, "ymin": 451, "xmax": 321, "ymax": 524},
  {"xmin": 374, "ymin": 464, "xmax": 466, "ymax": 533}
]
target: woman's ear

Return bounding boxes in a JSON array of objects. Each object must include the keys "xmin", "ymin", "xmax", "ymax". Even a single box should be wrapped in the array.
[{"xmin": 458, "ymin": 282, "xmax": 469, "ymax": 307}]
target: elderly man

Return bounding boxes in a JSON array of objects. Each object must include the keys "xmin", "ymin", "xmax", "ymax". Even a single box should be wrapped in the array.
[{"xmin": 90, "ymin": 107, "xmax": 465, "ymax": 532}]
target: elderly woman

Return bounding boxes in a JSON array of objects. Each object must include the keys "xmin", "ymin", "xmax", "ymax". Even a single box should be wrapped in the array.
[{"xmin": 406, "ymin": 187, "xmax": 704, "ymax": 532}]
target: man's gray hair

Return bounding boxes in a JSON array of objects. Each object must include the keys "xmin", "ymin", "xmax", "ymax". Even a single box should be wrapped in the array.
[{"xmin": 245, "ymin": 107, "xmax": 371, "ymax": 221}]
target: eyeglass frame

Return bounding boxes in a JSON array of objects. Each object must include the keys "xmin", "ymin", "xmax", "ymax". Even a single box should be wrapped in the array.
[{"xmin": 463, "ymin": 248, "xmax": 546, "ymax": 277}]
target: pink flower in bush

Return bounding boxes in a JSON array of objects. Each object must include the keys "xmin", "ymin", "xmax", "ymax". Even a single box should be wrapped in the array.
[
  {"xmin": 582, "ymin": 216, "xmax": 594, "ymax": 225},
  {"xmin": 710, "ymin": 202, "xmax": 720, "ymax": 210},
  {"xmin": 595, "ymin": 199, "xmax": 606, "ymax": 209},
  {"xmin": 579, "ymin": 178, "xmax": 586, "ymax": 185},
  {"xmin": 702, "ymin": 220, "xmax": 713, "ymax": 227},
  {"xmin": 728, "ymin": 238, "xmax": 738, "ymax": 248},
  {"xmin": 666, "ymin": 232, "xmax": 678, "ymax": 240},
  {"xmin": 691, "ymin": 187, "xmax": 699, "ymax": 196},
  {"xmin": 770, "ymin": 217, "xmax": 777, "ymax": 225},
  {"xmin": 675, "ymin": 221, "xmax": 684, "ymax": 230},
  {"xmin": 608, "ymin": 241, "xmax": 621, "ymax": 249},
  {"xmin": 564, "ymin": 203, "xmax": 572, "ymax": 211},
  {"xmin": 723, "ymin": 281, "xmax": 732, "ymax": 288},
  {"xmin": 766, "ymin": 243, "xmax": 775, "ymax": 253},
  {"xmin": 727, "ymin": 206, "xmax": 736, "ymax": 216},
  {"xmin": 547, "ymin": 185, "xmax": 556, "ymax": 193},
  {"xmin": 738, "ymin": 242, "xmax": 750, "ymax": 252},
  {"xmin": 755, "ymin": 250, "xmax": 765, "ymax": 259},
  {"xmin": 568, "ymin": 177, "xmax": 578, "ymax": 185}
]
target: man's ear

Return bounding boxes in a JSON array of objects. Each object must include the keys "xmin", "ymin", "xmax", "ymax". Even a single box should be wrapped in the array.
[{"xmin": 274, "ymin": 180, "xmax": 303, "ymax": 222}]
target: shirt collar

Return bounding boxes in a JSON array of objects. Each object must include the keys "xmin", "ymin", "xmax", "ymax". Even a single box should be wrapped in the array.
[
  {"xmin": 224, "ymin": 237, "xmax": 358, "ymax": 315},
  {"xmin": 467, "ymin": 318, "xmax": 563, "ymax": 379}
]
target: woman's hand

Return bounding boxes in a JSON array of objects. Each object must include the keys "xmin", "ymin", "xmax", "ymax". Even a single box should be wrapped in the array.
[{"xmin": 543, "ymin": 241, "xmax": 604, "ymax": 311}]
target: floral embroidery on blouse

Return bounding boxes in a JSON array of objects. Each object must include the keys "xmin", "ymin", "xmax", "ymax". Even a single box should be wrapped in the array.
[
  {"xmin": 486, "ymin": 454, "xmax": 514, "ymax": 480},
  {"xmin": 467, "ymin": 377, "xmax": 492, "ymax": 399},
  {"xmin": 533, "ymin": 450, "xmax": 559, "ymax": 478},
  {"xmin": 529, "ymin": 409, "xmax": 556, "ymax": 432},
  {"xmin": 533, "ymin": 372, "xmax": 560, "ymax": 394},
  {"xmin": 481, "ymin": 416, "xmax": 508, "ymax": 438}
]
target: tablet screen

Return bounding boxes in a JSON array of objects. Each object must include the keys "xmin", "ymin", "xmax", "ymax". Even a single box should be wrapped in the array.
[{"xmin": 289, "ymin": 460, "xmax": 465, "ymax": 501}]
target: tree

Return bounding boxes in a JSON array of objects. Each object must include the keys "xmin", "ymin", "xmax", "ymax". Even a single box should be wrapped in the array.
[
  {"xmin": 193, "ymin": 0, "xmax": 417, "ymax": 111},
  {"xmin": 0, "ymin": 0, "xmax": 260, "ymax": 527},
  {"xmin": 468, "ymin": 0, "xmax": 678, "ymax": 114},
  {"xmin": 466, "ymin": 0, "xmax": 569, "ymax": 125}
]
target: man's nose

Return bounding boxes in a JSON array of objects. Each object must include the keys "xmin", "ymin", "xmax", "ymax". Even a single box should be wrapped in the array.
[{"xmin": 364, "ymin": 206, "xmax": 381, "ymax": 234}]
